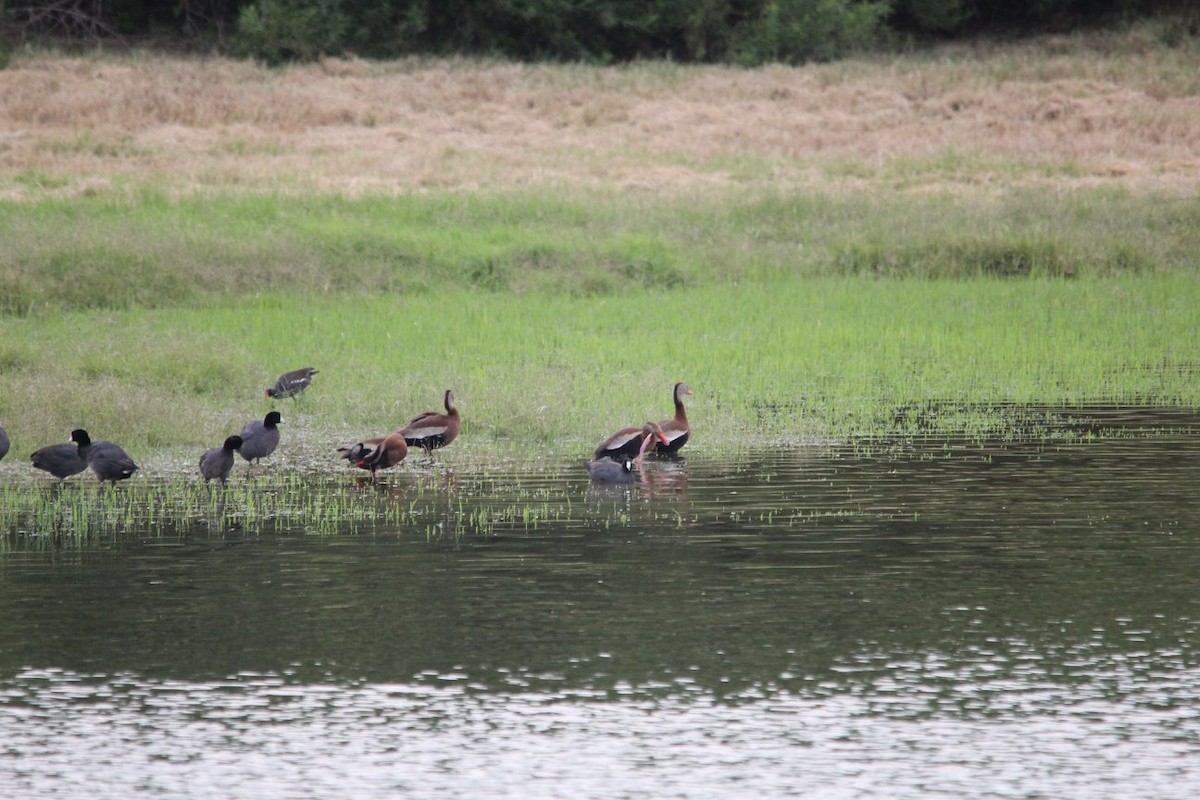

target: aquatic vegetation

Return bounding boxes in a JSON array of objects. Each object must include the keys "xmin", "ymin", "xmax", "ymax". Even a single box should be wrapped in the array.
[
  {"xmin": 0, "ymin": 475, "xmax": 374, "ymax": 541},
  {"xmin": 0, "ymin": 463, "xmax": 589, "ymax": 542},
  {"xmin": 2, "ymin": 404, "xmax": 1195, "ymax": 541}
]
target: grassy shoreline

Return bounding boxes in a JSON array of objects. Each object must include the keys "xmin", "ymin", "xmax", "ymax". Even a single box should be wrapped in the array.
[{"xmin": 1, "ymin": 275, "xmax": 1196, "ymax": 481}]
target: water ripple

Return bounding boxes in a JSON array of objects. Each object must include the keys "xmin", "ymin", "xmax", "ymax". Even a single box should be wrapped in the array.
[{"xmin": 3, "ymin": 662, "xmax": 1200, "ymax": 800}]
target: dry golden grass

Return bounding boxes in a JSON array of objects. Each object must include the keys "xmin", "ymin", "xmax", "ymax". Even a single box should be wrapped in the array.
[{"xmin": 2, "ymin": 30, "xmax": 1199, "ymax": 201}]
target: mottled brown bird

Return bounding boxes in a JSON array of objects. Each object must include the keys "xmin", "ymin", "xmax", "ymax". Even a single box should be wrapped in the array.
[{"xmin": 265, "ymin": 367, "xmax": 318, "ymax": 400}]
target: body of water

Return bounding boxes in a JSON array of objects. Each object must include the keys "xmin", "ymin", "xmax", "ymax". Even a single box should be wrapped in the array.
[{"xmin": 2, "ymin": 409, "xmax": 1199, "ymax": 798}]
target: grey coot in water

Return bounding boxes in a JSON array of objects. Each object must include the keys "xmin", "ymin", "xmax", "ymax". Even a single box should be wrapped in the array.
[
  {"xmin": 337, "ymin": 432, "xmax": 408, "ymax": 481},
  {"xmin": 265, "ymin": 367, "xmax": 318, "ymax": 400},
  {"xmin": 238, "ymin": 411, "xmax": 282, "ymax": 464},
  {"xmin": 585, "ymin": 456, "xmax": 635, "ymax": 483},
  {"xmin": 200, "ymin": 435, "xmax": 244, "ymax": 483},
  {"xmin": 31, "ymin": 442, "xmax": 88, "ymax": 481},
  {"xmin": 70, "ymin": 429, "xmax": 138, "ymax": 483},
  {"xmin": 398, "ymin": 389, "xmax": 461, "ymax": 453}
]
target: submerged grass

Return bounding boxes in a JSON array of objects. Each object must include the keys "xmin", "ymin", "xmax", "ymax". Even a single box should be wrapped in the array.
[
  {"xmin": 3, "ymin": 405, "xmax": 1193, "ymax": 542},
  {"xmin": 0, "ymin": 463, "xmax": 595, "ymax": 542}
]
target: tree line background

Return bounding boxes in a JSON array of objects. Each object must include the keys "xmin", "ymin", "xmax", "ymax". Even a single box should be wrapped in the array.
[{"xmin": 1, "ymin": 0, "xmax": 1195, "ymax": 64}]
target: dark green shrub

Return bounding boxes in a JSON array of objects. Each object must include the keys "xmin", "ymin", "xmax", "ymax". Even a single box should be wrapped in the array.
[
  {"xmin": 896, "ymin": 0, "xmax": 971, "ymax": 31},
  {"xmin": 234, "ymin": 0, "xmax": 350, "ymax": 63},
  {"xmin": 730, "ymin": 0, "xmax": 891, "ymax": 65}
]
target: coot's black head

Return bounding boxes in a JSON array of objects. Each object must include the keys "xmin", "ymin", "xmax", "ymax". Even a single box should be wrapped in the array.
[
  {"xmin": 224, "ymin": 435, "xmax": 244, "ymax": 450},
  {"xmin": 70, "ymin": 429, "xmax": 91, "ymax": 447},
  {"xmin": 264, "ymin": 411, "xmax": 282, "ymax": 427}
]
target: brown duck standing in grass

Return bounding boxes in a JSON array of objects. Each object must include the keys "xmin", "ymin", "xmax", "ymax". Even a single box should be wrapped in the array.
[
  {"xmin": 655, "ymin": 381, "xmax": 693, "ymax": 455},
  {"xmin": 265, "ymin": 367, "xmax": 318, "ymax": 400},
  {"xmin": 399, "ymin": 389, "xmax": 461, "ymax": 453},
  {"xmin": 337, "ymin": 432, "xmax": 408, "ymax": 481},
  {"xmin": 593, "ymin": 421, "xmax": 669, "ymax": 462}
]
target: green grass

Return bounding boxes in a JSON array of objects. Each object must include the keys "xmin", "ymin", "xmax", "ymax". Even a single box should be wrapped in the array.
[
  {"xmin": 1, "ymin": 274, "xmax": 1196, "ymax": 479},
  {"xmin": 2, "ymin": 188, "xmax": 1198, "ymax": 315},
  {"xmin": 1, "ymin": 185, "xmax": 1198, "ymax": 479}
]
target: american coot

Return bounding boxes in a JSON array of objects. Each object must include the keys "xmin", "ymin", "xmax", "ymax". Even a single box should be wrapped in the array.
[
  {"xmin": 31, "ymin": 442, "xmax": 88, "ymax": 481},
  {"xmin": 70, "ymin": 429, "xmax": 138, "ymax": 483},
  {"xmin": 337, "ymin": 432, "xmax": 408, "ymax": 481},
  {"xmin": 654, "ymin": 381, "xmax": 693, "ymax": 455},
  {"xmin": 238, "ymin": 411, "xmax": 282, "ymax": 464},
  {"xmin": 199, "ymin": 435, "xmax": 244, "ymax": 483},
  {"xmin": 593, "ymin": 421, "xmax": 669, "ymax": 462},
  {"xmin": 585, "ymin": 457, "xmax": 635, "ymax": 484},
  {"xmin": 0, "ymin": 426, "xmax": 9, "ymax": 461},
  {"xmin": 265, "ymin": 367, "xmax": 318, "ymax": 400},
  {"xmin": 398, "ymin": 389, "xmax": 460, "ymax": 452}
]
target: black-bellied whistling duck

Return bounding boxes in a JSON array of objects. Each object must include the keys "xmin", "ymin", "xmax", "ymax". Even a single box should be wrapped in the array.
[
  {"xmin": 593, "ymin": 421, "xmax": 669, "ymax": 462},
  {"xmin": 200, "ymin": 435, "xmax": 243, "ymax": 484},
  {"xmin": 239, "ymin": 411, "xmax": 282, "ymax": 464},
  {"xmin": 399, "ymin": 389, "xmax": 460, "ymax": 452},
  {"xmin": 655, "ymin": 381, "xmax": 692, "ymax": 455},
  {"xmin": 70, "ymin": 429, "xmax": 139, "ymax": 483},
  {"xmin": 585, "ymin": 456, "xmax": 635, "ymax": 483},
  {"xmin": 265, "ymin": 367, "xmax": 318, "ymax": 400},
  {"xmin": 337, "ymin": 432, "xmax": 408, "ymax": 481},
  {"xmin": 31, "ymin": 442, "xmax": 88, "ymax": 481}
]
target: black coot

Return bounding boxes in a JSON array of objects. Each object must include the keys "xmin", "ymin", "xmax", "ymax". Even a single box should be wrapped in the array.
[
  {"xmin": 70, "ymin": 429, "xmax": 138, "ymax": 483},
  {"xmin": 200, "ymin": 435, "xmax": 244, "ymax": 483},
  {"xmin": 585, "ymin": 457, "xmax": 635, "ymax": 484},
  {"xmin": 31, "ymin": 442, "xmax": 89, "ymax": 481},
  {"xmin": 239, "ymin": 411, "xmax": 282, "ymax": 464}
]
